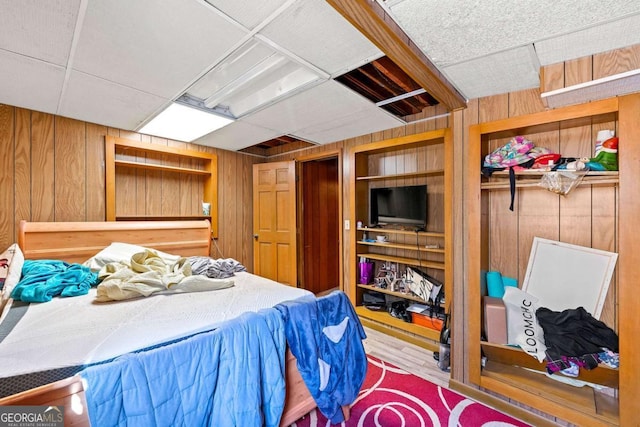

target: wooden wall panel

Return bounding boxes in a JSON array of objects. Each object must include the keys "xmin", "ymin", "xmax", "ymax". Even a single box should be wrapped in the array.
[
  {"xmin": 592, "ymin": 44, "xmax": 640, "ymax": 79},
  {"xmin": 54, "ymin": 117, "xmax": 85, "ymax": 221},
  {"xmin": 145, "ymin": 136, "xmax": 165, "ymax": 216},
  {"xmin": 113, "ymin": 132, "xmax": 140, "ymax": 217},
  {"xmin": 564, "ymin": 56, "xmax": 592, "ymax": 86},
  {"xmin": 30, "ymin": 112, "xmax": 55, "ymax": 222},
  {"xmin": 0, "ymin": 105, "xmax": 260, "ymax": 269},
  {"xmin": 242, "ymin": 154, "xmax": 254, "ymax": 263},
  {"xmin": 159, "ymin": 138, "xmax": 181, "ymax": 217},
  {"xmin": 268, "ymin": 107, "xmax": 451, "ymax": 300},
  {"xmin": 86, "ymin": 123, "xmax": 107, "ymax": 221},
  {"xmin": 14, "ymin": 109, "xmax": 31, "ymax": 239},
  {"xmin": 0, "ymin": 106, "xmax": 15, "ymax": 250}
]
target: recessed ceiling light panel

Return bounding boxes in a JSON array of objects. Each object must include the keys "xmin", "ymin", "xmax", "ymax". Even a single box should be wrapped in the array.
[
  {"xmin": 139, "ymin": 102, "xmax": 234, "ymax": 142},
  {"xmin": 185, "ymin": 38, "xmax": 324, "ymax": 118}
]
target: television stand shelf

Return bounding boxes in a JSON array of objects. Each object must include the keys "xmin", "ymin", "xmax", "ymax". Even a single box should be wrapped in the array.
[{"xmin": 349, "ymin": 128, "xmax": 452, "ymax": 350}]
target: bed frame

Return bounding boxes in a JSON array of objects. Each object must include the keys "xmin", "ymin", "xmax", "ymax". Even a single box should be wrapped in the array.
[{"xmin": 1, "ymin": 220, "xmax": 347, "ymax": 426}]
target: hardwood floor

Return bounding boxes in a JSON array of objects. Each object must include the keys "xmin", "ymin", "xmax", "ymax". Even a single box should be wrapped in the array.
[
  {"xmin": 362, "ymin": 326, "xmax": 450, "ymax": 388},
  {"xmin": 315, "ymin": 287, "xmax": 451, "ymax": 388}
]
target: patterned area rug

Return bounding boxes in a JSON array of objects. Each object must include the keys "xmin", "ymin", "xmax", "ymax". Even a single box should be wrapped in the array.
[{"xmin": 291, "ymin": 356, "xmax": 530, "ymax": 427}]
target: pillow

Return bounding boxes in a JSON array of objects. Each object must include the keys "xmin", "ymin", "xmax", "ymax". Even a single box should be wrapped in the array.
[
  {"xmin": 83, "ymin": 242, "xmax": 181, "ymax": 271},
  {"xmin": 0, "ymin": 243, "xmax": 25, "ymax": 313},
  {"xmin": 502, "ymin": 285, "xmax": 547, "ymax": 362}
]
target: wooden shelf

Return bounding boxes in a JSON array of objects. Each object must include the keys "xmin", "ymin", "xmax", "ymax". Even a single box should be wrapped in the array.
[
  {"xmin": 349, "ymin": 128, "xmax": 452, "ymax": 350},
  {"xmin": 357, "ymin": 227, "xmax": 444, "ymax": 238},
  {"xmin": 115, "ymin": 160, "xmax": 211, "ymax": 176},
  {"xmin": 357, "ymin": 169, "xmax": 444, "ymax": 181},
  {"xmin": 481, "ymin": 342, "xmax": 618, "ymax": 388},
  {"xmin": 116, "ymin": 215, "xmax": 211, "ymax": 222},
  {"xmin": 463, "ymin": 95, "xmax": 640, "ymax": 425},
  {"xmin": 351, "ymin": 129, "xmax": 448, "ymax": 155},
  {"xmin": 482, "ymin": 361, "xmax": 618, "ymax": 426},
  {"xmin": 357, "ymin": 240, "xmax": 445, "ymax": 253},
  {"xmin": 358, "ymin": 252, "xmax": 445, "ymax": 270},
  {"xmin": 488, "ymin": 170, "xmax": 618, "ymax": 177},
  {"xmin": 355, "ymin": 306, "xmax": 441, "ymax": 341},
  {"xmin": 105, "ymin": 136, "xmax": 218, "ymax": 238},
  {"xmin": 481, "ymin": 170, "xmax": 619, "ymax": 190},
  {"xmin": 357, "ymin": 283, "xmax": 428, "ymax": 303}
]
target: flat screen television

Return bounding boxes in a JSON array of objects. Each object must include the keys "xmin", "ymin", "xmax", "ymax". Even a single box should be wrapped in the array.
[{"xmin": 370, "ymin": 185, "xmax": 427, "ymax": 228}]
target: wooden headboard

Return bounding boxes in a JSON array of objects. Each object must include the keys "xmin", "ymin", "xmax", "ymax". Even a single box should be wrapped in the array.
[{"xmin": 18, "ymin": 220, "xmax": 211, "ymax": 263}]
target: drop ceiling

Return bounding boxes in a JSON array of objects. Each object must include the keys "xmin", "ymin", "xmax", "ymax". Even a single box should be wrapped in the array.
[{"xmin": 1, "ymin": 0, "xmax": 639, "ymax": 153}]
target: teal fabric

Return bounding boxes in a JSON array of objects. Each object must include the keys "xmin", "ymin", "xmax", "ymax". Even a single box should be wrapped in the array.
[{"xmin": 11, "ymin": 260, "xmax": 98, "ymax": 302}]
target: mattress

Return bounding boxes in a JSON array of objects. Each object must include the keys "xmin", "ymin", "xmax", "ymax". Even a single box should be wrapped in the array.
[{"xmin": 0, "ymin": 271, "xmax": 311, "ymax": 396}]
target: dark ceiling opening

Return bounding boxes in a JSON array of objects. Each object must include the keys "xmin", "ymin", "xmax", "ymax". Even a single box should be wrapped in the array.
[{"xmin": 335, "ymin": 55, "xmax": 439, "ymax": 118}]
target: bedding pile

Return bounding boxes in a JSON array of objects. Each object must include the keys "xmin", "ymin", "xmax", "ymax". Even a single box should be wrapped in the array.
[
  {"xmin": 95, "ymin": 250, "xmax": 234, "ymax": 301},
  {"xmin": 189, "ymin": 256, "xmax": 247, "ymax": 278}
]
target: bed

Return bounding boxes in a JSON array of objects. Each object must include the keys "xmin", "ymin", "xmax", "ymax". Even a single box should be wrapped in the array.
[{"xmin": 0, "ymin": 220, "xmax": 360, "ymax": 426}]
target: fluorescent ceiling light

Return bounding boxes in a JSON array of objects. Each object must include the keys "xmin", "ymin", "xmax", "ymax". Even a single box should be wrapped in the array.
[
  {"xmin": 541, "ymin": 68, "xmax": 640, "ymax": 108},
  {"xmin": 139, "ymin": 103, "xmax": 233, "ymax": 142},
  {"xmin": 187, "ymin": 38, "xmax": 325, "ymax": 118}
]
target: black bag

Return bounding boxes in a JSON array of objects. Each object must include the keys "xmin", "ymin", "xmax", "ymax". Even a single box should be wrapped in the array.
[
  {"xmin": 388, "ymin": 300, "xmax": 411, "ymax": 322},
  {"xmin": 362, "ymin": 290, "xmax": 386, "ymax": 311}
]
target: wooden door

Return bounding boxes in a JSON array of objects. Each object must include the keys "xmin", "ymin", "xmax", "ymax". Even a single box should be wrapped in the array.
[
  {"xmin": 301, "ymin": 158, "xmax": 339, "ymax": 294},
  {"xmin": 253, "ymin": 161, "xmax": 297, "ymax": 286}
]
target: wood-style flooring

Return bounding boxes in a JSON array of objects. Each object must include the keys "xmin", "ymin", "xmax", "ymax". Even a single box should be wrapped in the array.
[{"xmin": 361, "ymin": 326, "xmax": 450, "ymax": 388}]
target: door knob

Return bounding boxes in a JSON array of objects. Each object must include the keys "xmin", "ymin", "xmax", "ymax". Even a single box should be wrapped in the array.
[{"xmin": 253, "ymin": 234, "xmax": 259, "ymax": 240}]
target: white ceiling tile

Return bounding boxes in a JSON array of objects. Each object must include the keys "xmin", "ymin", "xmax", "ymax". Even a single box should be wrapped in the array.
[
  {"xmin": 0, "ymin": 0, "xmax": 80, "ymax": 66},
  {"xmin": 205, "ymin": 0, "xmax": 289, "ymax": 30},
  {"xmin": 442, "ymin": 46, "xmax": 540, "ymax": 99},
  {"xmin": 72, "ymin": 0, "xmax": 248, "ymax": 98},
  {"xmin": 535, "ymin": 14, "xmax": 640, "ymax": 65},
  {"xmin": 259, "ymin": 0, "xmax": 382, "ymax": 75},
  {"xmin": 0, "ymin": 50, "xmax": 65, "ymax": 114},
  {"xmin": 294, "ymin": 108, "xmax": 404, "ymax": 145},
  {"xmin": 59, "ymin": 71, "xmax": 169, "ymax": 130},
  {"xmin": 194, "ymin": 120, "xmax": 282, "ymax": 151},
  {"xmin": 389, "ymin": 0, "xmax": 640, "ymax": 66},
  {"xmin": 243, "ymin": 80, "xmax": 377, "ymax": 134}
]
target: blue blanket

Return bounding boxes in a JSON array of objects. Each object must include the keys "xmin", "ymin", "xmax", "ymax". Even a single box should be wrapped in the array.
[
  {"xmin": 81, "ymin": 309, "xmax": 286, "ymax": 427},
  {"xmin": 11, "ymin": 260, "xmax": 98, "ymax": 302},
  {"xmin": 275, "ymin": 291, "xmax": 367, "ymax": 424}
]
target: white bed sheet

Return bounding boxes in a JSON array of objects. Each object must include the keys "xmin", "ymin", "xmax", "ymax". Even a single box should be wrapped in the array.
[{"xmin": 0, "ymin": 272, "xmax": 311, "ymax": 378}]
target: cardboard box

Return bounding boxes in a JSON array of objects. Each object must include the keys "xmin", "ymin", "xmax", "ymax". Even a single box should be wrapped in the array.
[{"xmin": 483, "ymin": 296, "xmax": 507, "ymax": 344}]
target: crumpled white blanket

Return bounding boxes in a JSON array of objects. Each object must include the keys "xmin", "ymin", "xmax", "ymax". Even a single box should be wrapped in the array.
[{"xmin": 95, "ymin": 250, "xmax": 234, "ymax": 302}]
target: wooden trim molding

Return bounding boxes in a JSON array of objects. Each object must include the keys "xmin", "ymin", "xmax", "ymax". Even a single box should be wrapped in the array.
[{"xmin": 326, "ymin": 0, "xmax": 467, "ymax": 111}]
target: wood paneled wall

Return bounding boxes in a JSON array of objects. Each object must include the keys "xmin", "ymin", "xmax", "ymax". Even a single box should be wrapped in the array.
[
  {"xmin": 0, "ymin": 107, "xmax": 261, "ymax": 268},
  {"xmin": 269, "ymin": 44, "xmax": 640, "ymax": 422},
  {"xmin": 269, "ymin": 105, "xmax": 451, "ymax": 300},
  {"xmin": 453, "ymin": 45, "xmax": 640, "ymax": 423}
]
